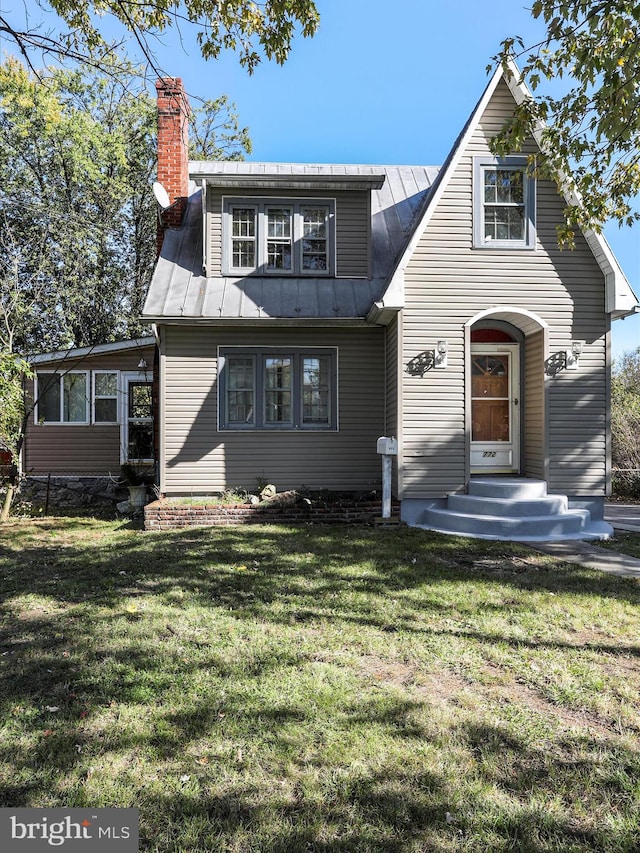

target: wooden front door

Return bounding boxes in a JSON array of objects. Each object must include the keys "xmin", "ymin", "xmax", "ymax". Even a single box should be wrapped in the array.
[{"xmin": 470, "ymin": 343, "xmax": 520, "ymax": 473}]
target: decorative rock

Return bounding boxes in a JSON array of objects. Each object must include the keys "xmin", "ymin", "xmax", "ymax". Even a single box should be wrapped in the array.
[{"xmin": 259, "ymin": 484, "xmax": 277, "ymax": 500}]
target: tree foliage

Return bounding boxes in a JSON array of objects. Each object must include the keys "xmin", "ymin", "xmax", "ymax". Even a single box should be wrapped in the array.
[
  {"xmin": 0, "ymin": 352, "xmax": 32, "ymax": 520},
  {"xmin": 190, "ymin": 96, "xmax": 252, "ymax": 161},
  {"xmin": 494, "ymin": 1, "xmax": 640, "ymax": 245},
  {"xmin": 612, "ymin": 347, "xmax": 640, "ymax": 484},
  {"xmin": 0, "ymin": 58, "xmax": 157, "ymax": 350},
  {"xmin": 1, "ymin": 0, "xmax": 319, "ymax": 77},
  {"xmin": 0, "ymin": 353, "xmax": 31, "ymax": 456},
  {"xmin": 0, "ymin": 57, "xmax": 251, "ymax": 355}
]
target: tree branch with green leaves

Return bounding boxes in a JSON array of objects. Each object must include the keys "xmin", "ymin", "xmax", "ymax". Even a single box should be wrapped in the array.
[
  {"xmin": 1, "ymin": 0, "xmax": 319, "ymax": 80},
  {"xmin": 493, "ymin": 1, "xmax": 640, "ymax": 245},
  {"xmin": 0, "ymin": 56, "xmax": 252, "ymax": 355}
]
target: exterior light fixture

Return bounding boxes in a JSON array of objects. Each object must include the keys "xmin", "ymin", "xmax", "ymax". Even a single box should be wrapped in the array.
[
  {"xmin": 434, "ymin": 340, "xmax": 448, "ymax": 369},
  {"xmin": 565, "ymin": 340, "xmax": 583, "ymax": 370},
  {"xmin": 137, "ymin": 358, "xmax": 147, "ymax": 370}
]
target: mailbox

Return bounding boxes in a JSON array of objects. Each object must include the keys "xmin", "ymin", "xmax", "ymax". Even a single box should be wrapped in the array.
[{"xmin": 377, "ymin": 436, "xmax": 398, "ymax": 455}]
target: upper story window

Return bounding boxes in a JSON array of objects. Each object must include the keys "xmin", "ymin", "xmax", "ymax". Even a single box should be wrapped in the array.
[
  {"xmin": 473, "ymin": 157, "xmax": 536, "ymax": 250},
  {"xmin": 224, "ymin": 198, "xmax": 335, "ymax": 275},
  {"xmin": 93, "ymin": 371, "xmax": 119, "ymax": 423},
  {"xmin": 231, "ymin": 207, "xmax": 257, "ymax": 268}
]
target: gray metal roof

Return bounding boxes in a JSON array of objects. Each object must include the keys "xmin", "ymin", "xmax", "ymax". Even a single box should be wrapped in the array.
[
  {"xmin": 29, "ymin": 337, "xmax": 156, "ymax": 364},
  {"xmin": 190, "ymin": 160, "xmax": 387, "ymax": 190},
  {"xmin": 142, "ymin": 163, "xmax": 438, "ymax": 322}
]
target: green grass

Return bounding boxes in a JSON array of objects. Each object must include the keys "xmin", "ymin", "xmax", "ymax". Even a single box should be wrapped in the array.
[
  {"xmin": 598, "ymin": 530, "xmax": 640, "ymax": 559},
  {"xmin": 1, "ymin": 518, "xmax": 639, "ymax": 852}
]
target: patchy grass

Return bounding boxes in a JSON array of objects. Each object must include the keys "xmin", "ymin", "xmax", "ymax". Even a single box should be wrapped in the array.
[
  {"xmin": 598, "ymin": 530, "xmax": 640, "ymax": 559},
  {"xmin": 1, "ymin": 518, "xmax": 639, "ymax": 852}
]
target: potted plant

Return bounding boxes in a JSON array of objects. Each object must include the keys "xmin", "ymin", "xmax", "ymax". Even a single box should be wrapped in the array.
[{"xmin": 120, "ymin": 464, "xmax": 154, "ymax": 511}]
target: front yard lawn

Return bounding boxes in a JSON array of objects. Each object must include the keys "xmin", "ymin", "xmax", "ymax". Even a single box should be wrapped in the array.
[{"xmin": 1, "ymin": 518, "xmax": 639, "ymax": 852}]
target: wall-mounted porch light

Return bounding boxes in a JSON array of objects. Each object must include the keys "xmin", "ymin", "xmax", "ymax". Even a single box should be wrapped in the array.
[
  {"xmin": 137, "ymin": 358, "xmax": 148, "ymax": 371},
  {"xmin": 565, "ymin": 340, "xmax": 583, "ymax": 370},
  {"xmin": 434, "ymin": 340, "xmax": 448, "ymax": 369}
]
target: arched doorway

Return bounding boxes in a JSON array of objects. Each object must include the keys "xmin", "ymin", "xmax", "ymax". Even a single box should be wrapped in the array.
[
  {"xmin": 470, "ymin": 326, "xmax": 521, "ymax": 473},
  {"xmin": 466, "ymin": 307, "xmax": 548, "ymax": 479}
]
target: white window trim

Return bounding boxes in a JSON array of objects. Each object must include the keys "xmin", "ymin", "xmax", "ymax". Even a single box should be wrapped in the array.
[
  {"xmin": 473, "ymin": 156, "xmax": 536, "ymax": 250},
  {"xmin": 218, "ymin": 346, "xmax": 339, "ymax": 431},
  {"xmin": 35, "ymin": 371, "xmax": 90, "ymax": 425},
  {"xmin": 223, "ymin": 197, "xmax": 336, "ymax": 276},
  {"xmin": 92, "ymin": 370, "xmax": 120, "ymax": 424}
]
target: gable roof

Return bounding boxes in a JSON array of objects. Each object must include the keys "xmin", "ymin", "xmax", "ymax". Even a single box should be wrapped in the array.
[
  {"xmin": 145, "ymin": 63, "xmax": 638, "ymax": 325},
  {"xmin": 373, "ymin": 59, "xmax": 638, "ymax": 322},
  {"xmin": 142, "ymin": 164, "xmax": 438, "ymax": 322}
]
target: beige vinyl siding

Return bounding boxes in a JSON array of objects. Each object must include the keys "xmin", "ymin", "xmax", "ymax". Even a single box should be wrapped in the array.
[
  {"xmin": 25, "ymin": 425, "xmax": 122, "ymax": 474},
  {"xmin": 24, "ymin": 345, "xmax": 155, "ymax": 475},
  {"xmin": 523, "ymin": 329, "xmax": 546, "ymax": 481},
  {"xmin": 384, "ymin": 315, "xmax": 400, "ymax": 495},
  {"xmin": 400, "ymin": 78, "xmax": 609, "ymax": 498},
  {"xmin": 385, "ymin": 316, "xmax": 399, "ymax": 436},
  {"xmin": 547, "ymin": 338, "xmax": 608, "ymax": 492},
  {"xmin": 335, "ymin": 191, "xmax": 370, "ymax": 277},
  {"xmin": 206, "ymin": 188, "xmax": 370, "ymax": 278},
  {"xmin": 161, "ymin": 325, "xmax": 384, "ymax": 494}
]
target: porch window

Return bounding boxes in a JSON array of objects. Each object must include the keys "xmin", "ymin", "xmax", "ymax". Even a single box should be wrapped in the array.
[
  {"xmin": 223, "ymin": 199, "xmax": 334, "ymax": 275},
  {"xmin": 473, "ymin": 157, "xmax": 535, "ymax": 249},
  {"xmin": 93, "ymin": 371, "xmax": 119, "ymax": 423},
  {"xmin": 218, "ymin": 347, "xmax": 337, "ymax": 430},
  {"xmin": 36, "ymin": 372, "xmax": 89, "ymax": 424}
]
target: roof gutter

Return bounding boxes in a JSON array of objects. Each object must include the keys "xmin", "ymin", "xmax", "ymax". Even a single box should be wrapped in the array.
[{"xmin": 366, "ymin": 300, "xmax": 402, "ymax": 326}]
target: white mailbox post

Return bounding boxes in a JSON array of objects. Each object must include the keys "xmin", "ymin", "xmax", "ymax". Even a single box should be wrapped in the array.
[{"xmin": 376, "ymin": 436, "xmax": 398, "ymax": 519}]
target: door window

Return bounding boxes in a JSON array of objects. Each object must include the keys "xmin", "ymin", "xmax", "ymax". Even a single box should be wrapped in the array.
[
  {"xmin": 471, "ymin": 355, "xmax": 510, "ymax": 442},
  {"xmin": 127, "ymin": 382, "xmax": 153, "ymax": 461}
]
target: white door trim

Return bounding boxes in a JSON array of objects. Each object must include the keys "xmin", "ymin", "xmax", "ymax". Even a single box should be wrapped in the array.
[
  {"xmin": 120, "ymin": 371, "xmax": 154, "ymax": 464},
  {"xmin": 470, "ymin": 343, "xmax": 520, "ymax": 474}
]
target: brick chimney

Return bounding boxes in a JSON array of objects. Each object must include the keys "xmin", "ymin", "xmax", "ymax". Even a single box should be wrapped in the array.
[{"xmin": 156, "ymin": 77, "xmax": 190, "ymax": 254}]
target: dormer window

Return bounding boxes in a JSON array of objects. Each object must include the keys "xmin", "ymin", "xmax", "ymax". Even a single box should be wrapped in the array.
[
  {"xmin": 473, "ymin": 157, "xmax": 536, "ymax": 249},
  {"xmin": 224, "ymin": 198, "xmax": 334, "ymax": 275},
  {"xmin": 266, "ymin": 206, "xmax": 293, "ymax": 270},
  {"xmin": 231, "ymin": 207, "xmax": 257, "ymax": 268}
]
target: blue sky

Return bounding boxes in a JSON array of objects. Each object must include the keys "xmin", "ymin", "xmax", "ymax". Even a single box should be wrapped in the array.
[{"xmin": 8, "ymin": 0, "xmax": 640, "ymax": 357}]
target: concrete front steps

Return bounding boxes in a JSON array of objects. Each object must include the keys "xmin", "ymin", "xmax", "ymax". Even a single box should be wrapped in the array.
[{"xmin": 421, "ymin": 477, "xmax": 613, "ymax": 542}]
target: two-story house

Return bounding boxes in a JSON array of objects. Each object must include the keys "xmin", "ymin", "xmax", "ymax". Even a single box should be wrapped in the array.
[
  {"xmin": 142, "ymin": 65, "xmax": 639, "ymax": 539},
  {"xmin": 23, "ymin": 62, "xmax": 639, "ymax": 538}
]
